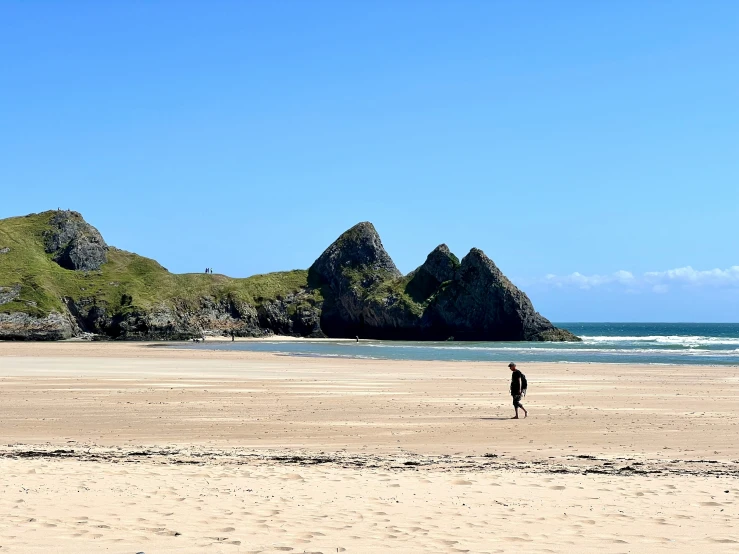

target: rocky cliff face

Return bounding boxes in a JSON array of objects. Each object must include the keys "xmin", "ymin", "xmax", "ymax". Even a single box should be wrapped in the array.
[
  {"xmin": 0, "ymin": 311, "xmax": 76, "ymax": 341},
  {"xmin": 44, "ymin": 210, "xmax": 108, "ymax": 271},
  {"xmin": 422, "ymin": 248, "xmax": 569, "ymax": 341},
  {"xmin": 0, "ymin": 211, "xmax": 578, "ymax": 342},
  {"xmin": 0, "ymin": 284, "xmax": 21, "ymax": 306},
  {"xmin": 309, "ymin": 222, "xmax": 401, "ymax": 287},
  {"xmin": 58, "ymin": 290, "xmax": 324, "ymax": 341},
  {"xmin": 308, "ymin": 228, "xmax": 578, "ymax": 342},
  {"xmin": 405, "ymin": 244, "xmax": 459, "ymax": 303},
  {"xmin": 309, "ymin": 222, "xmax": 402, "ymax": 338}
]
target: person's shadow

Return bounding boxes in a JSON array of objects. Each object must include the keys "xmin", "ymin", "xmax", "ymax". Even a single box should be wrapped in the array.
[{"xmin": 479, "ymin": 417, "xmax": 512, "ymax": 421}]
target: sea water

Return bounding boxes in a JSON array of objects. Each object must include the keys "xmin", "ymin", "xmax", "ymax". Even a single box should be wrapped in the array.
[{"xmin": 182, "ymin": 323, "xmax": 739, "ymax": 366}]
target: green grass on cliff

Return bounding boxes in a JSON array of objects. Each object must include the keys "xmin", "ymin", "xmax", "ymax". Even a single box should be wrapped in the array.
[
  {"xmin": 370, "ymin": 276, "xmax": 421, "ymax": 315},
  {"xmin": 0, "ymin": 211, "xmax": 316, "ymax": 318}
]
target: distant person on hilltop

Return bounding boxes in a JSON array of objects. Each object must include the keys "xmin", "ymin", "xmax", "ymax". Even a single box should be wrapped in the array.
[{"xmin": 508, "ymin": 362, "xmax": 528, "ymax": 419}]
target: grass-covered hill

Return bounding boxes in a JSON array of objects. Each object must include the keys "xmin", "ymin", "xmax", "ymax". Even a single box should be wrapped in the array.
[
  {"xmin": 0, "ymin": 210, "xmax": 578, "ymax": 342},
  {"xmin": 0, "ymin": 211, "xmax": 322, "ymax": 339}
]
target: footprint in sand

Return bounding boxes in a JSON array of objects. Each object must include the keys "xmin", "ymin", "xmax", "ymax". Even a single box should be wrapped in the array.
[
  {"xmin": 452, "ymin": 479, "xmax": 472, "ymax": 485},
  {"xmin": 550, "ymin": 486, "xmax": 566, "ymax": 490}
]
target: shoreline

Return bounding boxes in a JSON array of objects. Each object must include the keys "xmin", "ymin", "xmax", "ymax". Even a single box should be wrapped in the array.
[
  {"xmin": 169, "ymin": 337, "xmax": 739, "ymax": 367},
  {"xmin": 1, "ymin": 338, "xmax": 737, "ymax": 369},
  {"xmin": 170, "ymin": 343, "xmax": 739, "ymax": 367}
]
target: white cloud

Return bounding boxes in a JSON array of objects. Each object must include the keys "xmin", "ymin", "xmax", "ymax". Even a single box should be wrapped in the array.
[
  {"xmin": 539, "ymin": 265, "xmax": 739, "ymax": 291},
  {"xmin": 543, "ymin": 270, "xmax": 634, "ymax": 289},
  {"xmin": 644, "ymin": 266, "xmax": 739, "ymax": 286}
]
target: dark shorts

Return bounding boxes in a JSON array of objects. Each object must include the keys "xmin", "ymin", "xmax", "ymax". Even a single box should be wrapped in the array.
[{"xmin": 512, "ymin": 394, "xmax": 523, "ymax": 408}]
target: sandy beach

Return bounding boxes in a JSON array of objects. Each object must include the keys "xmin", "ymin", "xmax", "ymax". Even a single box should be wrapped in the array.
[{"xmin": 0, "ymin": 341, "xmax": 737, "ymax": 552}]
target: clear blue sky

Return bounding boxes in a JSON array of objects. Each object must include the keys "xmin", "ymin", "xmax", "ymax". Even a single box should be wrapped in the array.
[{"xmin": 2, "ymin": 1, "xmax": 738, "ymax": 321}]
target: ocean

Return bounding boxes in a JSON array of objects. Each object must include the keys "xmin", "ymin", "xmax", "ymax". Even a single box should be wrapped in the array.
[{"xmin": 183, "ymin": 323, "xmax": 739, "ymax": 366}]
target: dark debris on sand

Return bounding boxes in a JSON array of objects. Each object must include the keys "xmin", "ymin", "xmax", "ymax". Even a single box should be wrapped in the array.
[{"xmin": 1, "ymin": 445, "xmax": 738, "ymax": 479}]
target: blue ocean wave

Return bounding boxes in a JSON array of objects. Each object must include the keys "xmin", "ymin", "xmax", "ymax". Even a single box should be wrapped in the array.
[{"xmin": 179, "ymin": 323, "xmax": 739, "ymax": 366}]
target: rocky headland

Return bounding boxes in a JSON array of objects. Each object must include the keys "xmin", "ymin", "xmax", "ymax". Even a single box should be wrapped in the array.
[{"xmin": 0, "ymin": 210, "xmax": 579, "ymax": 342}]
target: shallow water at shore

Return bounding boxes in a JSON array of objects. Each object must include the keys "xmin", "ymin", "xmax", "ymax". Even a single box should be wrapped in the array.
[{"xmin": 183, "ymin": 322, "xmax": 739, "ymax": 365}]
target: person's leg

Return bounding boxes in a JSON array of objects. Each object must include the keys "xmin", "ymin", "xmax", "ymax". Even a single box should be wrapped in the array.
[{"xmin": 512, "ymin": 395, "xmax": 527, "ymax": 419}]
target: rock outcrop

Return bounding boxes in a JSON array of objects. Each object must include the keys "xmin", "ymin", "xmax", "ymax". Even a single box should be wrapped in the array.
[
  {"xmin": 60, "ymin": 291, "xmax": 324, "ymax": 341},
  {"xmin": 423, "ymin": 248, "xmax": 575, "ymax": 341},
  {"xmin": 44, "ymin": 210, "xmax": 108, "ymax": 271},
  {"xmin": 0, "ymin": 311, "xmax": 75, "ymax": 341},
  {"xmin": 309, "ymin": 222, "xmax": 402, "ymax": 337},
  {"xmin": 405, "ymin": 244, "xmax": 459, "ymax": 303},
  {"xmin": 0, "ymin": 284, "xmax": 21, "ymax": 306},
  {"xmin": 309, "ymin": 222, "xmax": 401, "ymax": 288},
  {"xmin": 308, "ymin": 229, "xmax": 578, "ymax": 342},
  {"xmin": 0, "ymin": 211, "xmax": 578, "ymax": 341}
]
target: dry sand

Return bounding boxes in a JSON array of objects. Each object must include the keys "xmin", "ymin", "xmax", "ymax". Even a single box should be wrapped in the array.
[{"xmin": 0, "ymin": 341, "xmax": 737, "ymax": 552}]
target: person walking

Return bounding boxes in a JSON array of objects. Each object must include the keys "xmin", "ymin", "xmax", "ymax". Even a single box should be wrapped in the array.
[{"xmin": 508, "ymin": 362, "xmax": 527, "ymax": 419}]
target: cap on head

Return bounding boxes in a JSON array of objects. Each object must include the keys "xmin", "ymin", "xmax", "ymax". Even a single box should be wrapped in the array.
[{"xmin": 508, "ymin": 362, "xmax": 516, "ymax": 368}]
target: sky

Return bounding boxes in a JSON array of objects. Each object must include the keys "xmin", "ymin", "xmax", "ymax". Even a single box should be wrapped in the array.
[{"xmin": 2, "ymin": 1, "xmax": 738, "ymax": 321}]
